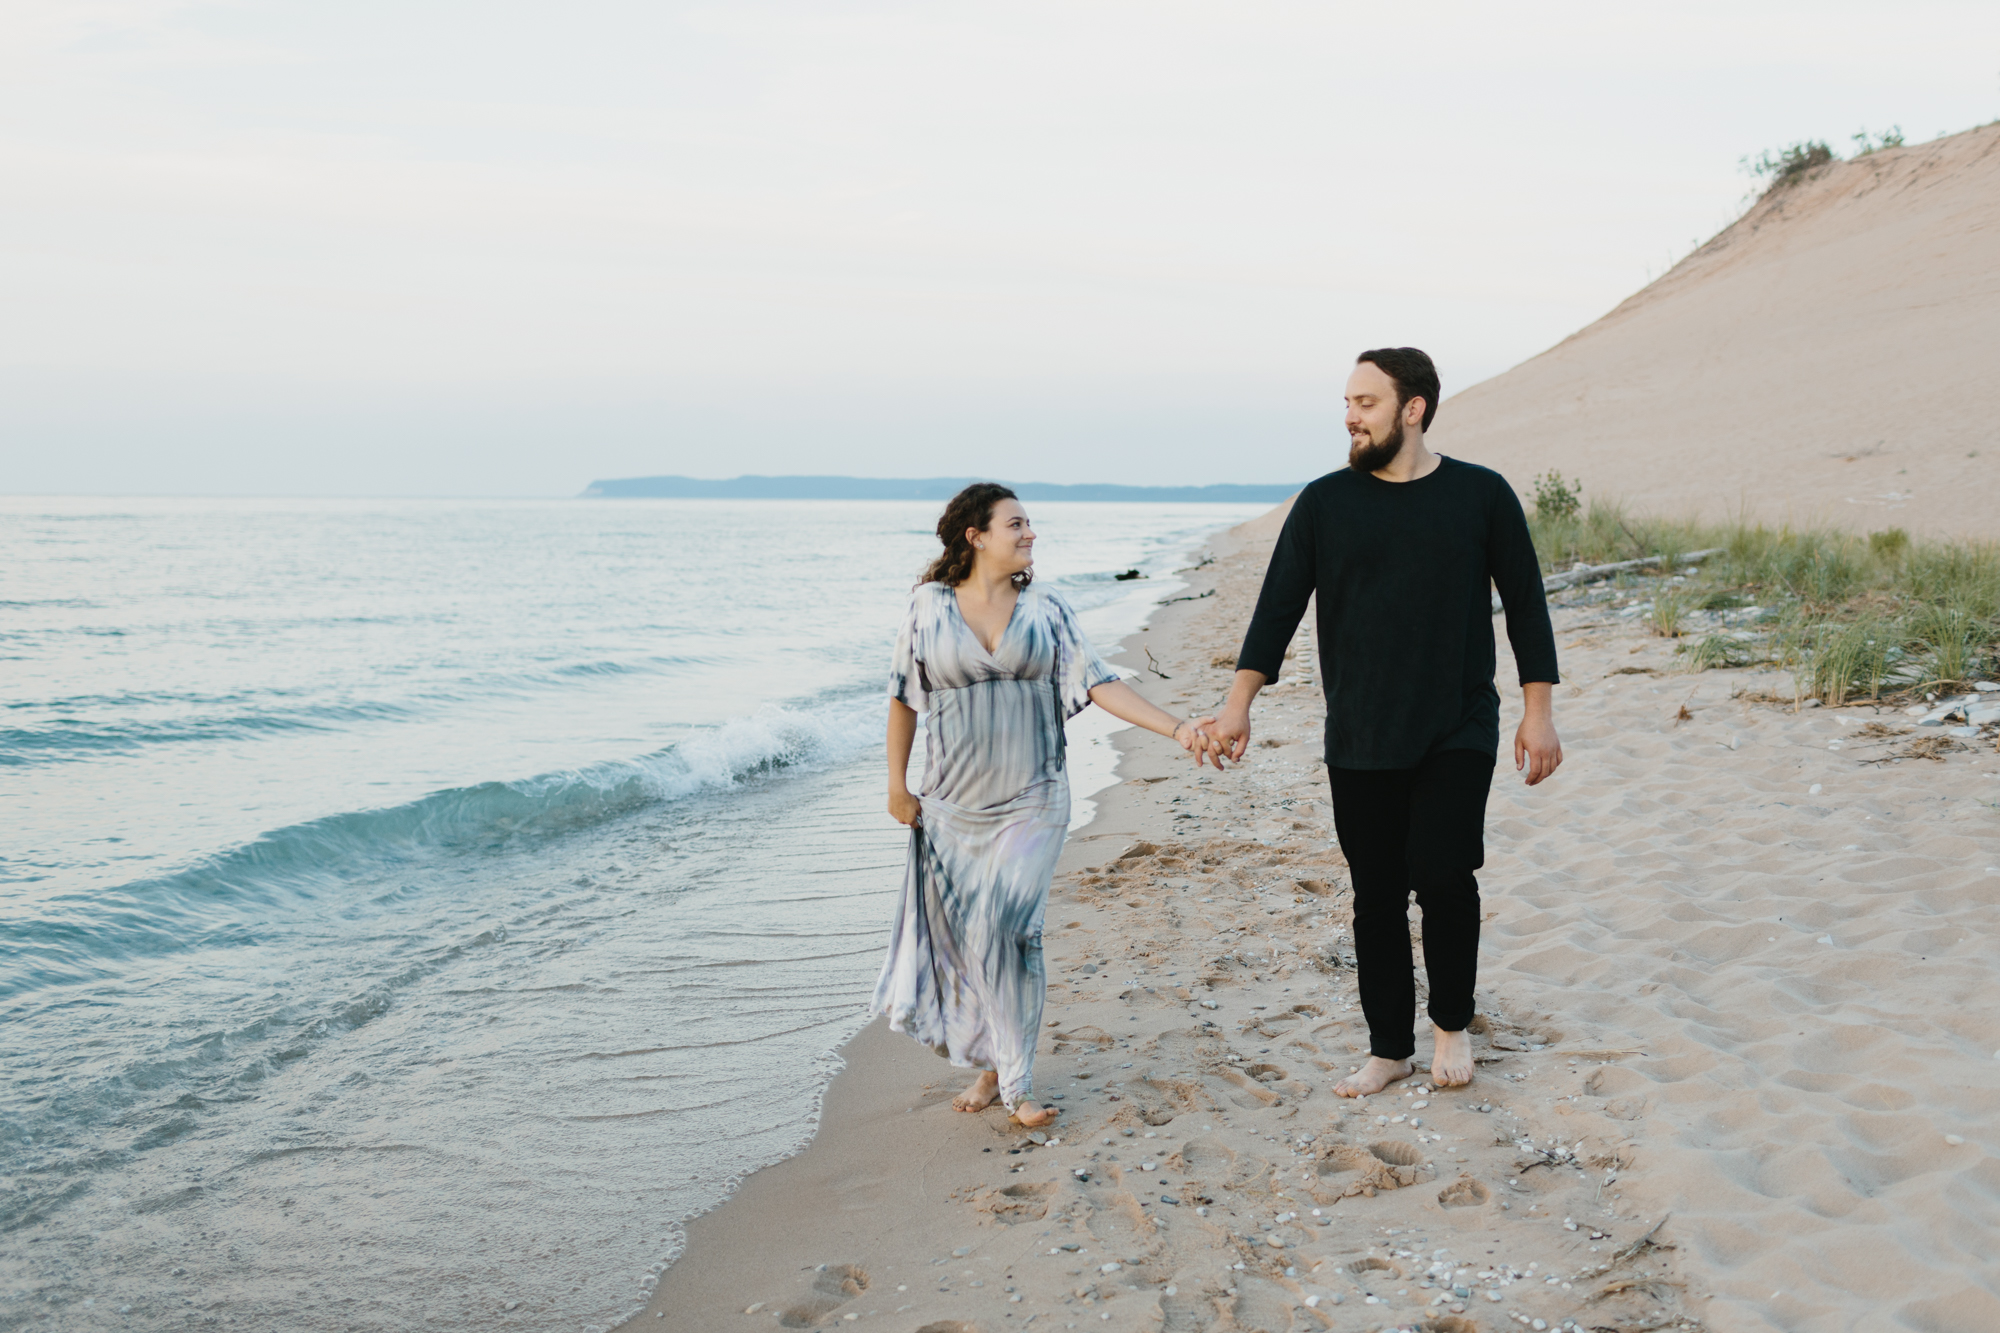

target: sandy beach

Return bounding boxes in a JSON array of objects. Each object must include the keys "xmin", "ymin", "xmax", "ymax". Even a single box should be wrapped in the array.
[{"xmin": 614, "ymin": 506, "xmax": 1999, "ymax": 1333}]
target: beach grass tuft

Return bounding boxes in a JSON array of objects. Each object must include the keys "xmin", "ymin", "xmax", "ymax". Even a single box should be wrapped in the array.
[{"xmin": 1528, "ymin": 498, "xmax": 2000, "ymax": 700}]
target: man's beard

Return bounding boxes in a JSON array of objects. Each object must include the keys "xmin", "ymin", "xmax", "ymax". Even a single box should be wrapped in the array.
[{"xmin": 1348, "ymin": 415, "xmax": 1405, "ymax": 472}]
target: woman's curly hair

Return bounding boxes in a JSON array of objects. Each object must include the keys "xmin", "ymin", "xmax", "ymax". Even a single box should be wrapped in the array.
[{"xmin": 921, "ymin": 482, "xmax": 1032, "ymax": 589}]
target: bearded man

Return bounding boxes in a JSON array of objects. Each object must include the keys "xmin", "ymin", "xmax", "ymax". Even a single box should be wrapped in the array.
[{"xmin": 1206, "ymin": 347, "xmax": 1562, "ymax": 1094}]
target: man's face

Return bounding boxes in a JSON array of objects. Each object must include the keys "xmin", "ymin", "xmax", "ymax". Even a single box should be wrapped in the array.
[{"xmin": 1345, "ymin": 361, "xmax": 1413, "ymax": 472}]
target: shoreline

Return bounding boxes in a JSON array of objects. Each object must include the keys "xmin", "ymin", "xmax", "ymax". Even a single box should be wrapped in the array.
[{"xmin": 616, "ymin": 503, "xmax": 1999, "ymax": 1333}]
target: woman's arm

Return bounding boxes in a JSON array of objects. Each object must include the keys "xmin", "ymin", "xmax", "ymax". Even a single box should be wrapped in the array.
[
  {"xmin": 886, "ymin": 698, "xmax": 922, "ymax": 824},
  {"xmin": 1086, "ymin": 679, "xmax": 1227, "ymax": 768}
]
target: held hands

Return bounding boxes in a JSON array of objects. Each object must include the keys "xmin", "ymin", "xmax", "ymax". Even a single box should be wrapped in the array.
[
  {"xmin": 1172, "ymin": 717, "xmax": 1232, "ymax": 769},
  {"xmin": 1204, "ymin": 701, "xmax": 1253, "ymax": 765}
]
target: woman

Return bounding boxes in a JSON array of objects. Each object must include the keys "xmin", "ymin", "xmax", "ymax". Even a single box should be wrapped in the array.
[{"xmin": 872, "ymin": 483, "xmax": 1224, "ymax": 1127}]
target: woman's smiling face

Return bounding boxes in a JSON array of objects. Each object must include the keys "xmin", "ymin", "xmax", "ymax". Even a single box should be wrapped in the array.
[{"xmin": 970, "ymin": 499, "xmax": 1035, "ymax": 577}]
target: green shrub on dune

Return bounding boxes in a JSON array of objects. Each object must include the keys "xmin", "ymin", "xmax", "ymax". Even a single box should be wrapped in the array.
[{"xmin": 1523, "ymin": 497, "xmax": 1999, "ymax": 700}]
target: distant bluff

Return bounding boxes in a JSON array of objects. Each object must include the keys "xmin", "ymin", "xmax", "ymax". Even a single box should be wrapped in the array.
[{"xmin": 1430, "ymin": 122, "xmax": 2000, "ymax": 539}]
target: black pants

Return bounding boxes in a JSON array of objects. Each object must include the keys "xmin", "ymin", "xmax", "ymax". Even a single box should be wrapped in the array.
[{"xmin": 1327, "ymin": 748, "xmax": 1494, "ymax": 1061}]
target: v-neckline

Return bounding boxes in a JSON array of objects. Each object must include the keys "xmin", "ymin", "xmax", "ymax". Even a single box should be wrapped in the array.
[{"xmin": 952, "ymin": 584, "xmax": 1022, "ymax": 658}]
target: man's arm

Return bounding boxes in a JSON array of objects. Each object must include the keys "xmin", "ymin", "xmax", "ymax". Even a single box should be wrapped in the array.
[
  {"xmin": 1490, "ymin": 481, "xmax": 1563, "ymax": 785},
  {"xmin": 1209, "ymin": 497, "xmax": 1317, "ymax": 761}
]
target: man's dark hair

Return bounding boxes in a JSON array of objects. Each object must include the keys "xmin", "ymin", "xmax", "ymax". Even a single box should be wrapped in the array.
[{"xmin": 1356, "ymin": 347, "xmax": 1441, "ymax": 431}]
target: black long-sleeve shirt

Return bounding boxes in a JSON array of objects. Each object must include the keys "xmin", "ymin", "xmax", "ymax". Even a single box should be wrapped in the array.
[{"xmin": 1236, "ymin": 457, "xmax": 1559, "ymax": 770}]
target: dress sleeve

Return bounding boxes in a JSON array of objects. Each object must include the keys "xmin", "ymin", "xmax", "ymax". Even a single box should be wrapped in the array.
[
  {"xmin": 1047, "ymin": 590, "xmax": 1119, "ymax": 720},
  {"xmin": 888, "ymin": 589, "xmax": 930, "ymax": 712}
]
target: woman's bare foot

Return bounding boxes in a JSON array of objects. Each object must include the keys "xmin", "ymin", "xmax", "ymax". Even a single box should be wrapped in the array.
[
  {"xmin": 1012, "ymin": 1100, "xmax": 1059, "ymax": 1128},
  {"xmin": 1334, "ymin": 1056, "xmax": 1414, "ymax": 1097},
  {"xmin": 1431, "ymin": 1025, "xmax": 1475, "ymax": 1087},
  {"xmin": 952, "ymin": 1070, "xmax": 1000, "ymax": 1112}
]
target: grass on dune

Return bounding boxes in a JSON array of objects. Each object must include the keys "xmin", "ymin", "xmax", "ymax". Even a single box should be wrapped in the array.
[{"xmin": 1524, "ymin": 479, "xmax": 2000, "ymax": 702}]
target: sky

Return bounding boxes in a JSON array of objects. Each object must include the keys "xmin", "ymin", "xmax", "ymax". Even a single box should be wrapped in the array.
[{"xmin": 2, "ymin": 1, "xmax": 1997, "ymax": 496}]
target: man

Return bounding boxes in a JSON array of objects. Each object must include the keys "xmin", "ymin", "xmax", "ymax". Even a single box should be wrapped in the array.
[{"xmin": 1207, "ymin": 347, "xmax": 1561, "ymax": 1095}]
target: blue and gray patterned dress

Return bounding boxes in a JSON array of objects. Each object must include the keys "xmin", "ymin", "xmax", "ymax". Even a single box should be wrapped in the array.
[{"xmin": 872, "ymin": 581, "xmax": 1118, "ymax": 1110}]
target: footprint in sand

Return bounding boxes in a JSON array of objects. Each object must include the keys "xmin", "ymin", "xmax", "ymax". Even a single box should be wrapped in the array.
[
  {"xmin": 1230, "ymin": 1272, "xmax": 1331, "ymax": 1332},
  {"xmin": 1347, "ymin": 1255, "xmax": 1402, "ymax": 1280},
  {"xmin": 1178, "ymin": 1137, "xmax": 1268, "ymax": 1189},
  {"xmin": 1160, "ymin": 1287, "xmax": 1222, "ymax": 1332},
  {"xmin": 983, "ymin": 1180, "xmax": 1058, "ymax": 1223},
  {"xmin": 776, "ymin": 1264, "xmax": 869, "ymax": 1328},
  {"xmin": 1366, "ymin": 1140, "xmax": 1423, "ymax": 1167},
  {"xmin": 1212, "ymin": 1065, "xmax": 1282, "ymax": 1108},
  {"xmin": 1080, "ymin": 1186, "xmax": 1156, "ymax": 1253},
  {"xmin": 1436, "ymin": 1176, "xmax": 1493, "ymax": 1208}
]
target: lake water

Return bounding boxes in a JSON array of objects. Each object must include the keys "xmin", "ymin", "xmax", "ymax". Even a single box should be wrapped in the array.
[{"xmin": 0, "ymin": 496, "xmax": 1263, "ymax": 1332}]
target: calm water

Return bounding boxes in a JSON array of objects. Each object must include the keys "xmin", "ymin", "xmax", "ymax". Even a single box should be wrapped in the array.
[{"xmin": 0, "ymin": 496, "xmax": 1261, "ymax": 1333}]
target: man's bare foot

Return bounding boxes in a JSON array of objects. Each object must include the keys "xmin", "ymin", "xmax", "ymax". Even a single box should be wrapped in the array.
[
  {"xmin": 1334, "ymin": 1056, "xmax": 1414, "ymax": 1097},
  {"xmin": 1431, "ymin": 1025, "xmax": 1475, "ymax": 1087},
  {"xmin": 1012, "ymin": 1100, "xmax": 1059, "ymax": 1128},
  {"xmin": 952, "ymin": 1070, "xmax": 1000, "ymax": 1112}
]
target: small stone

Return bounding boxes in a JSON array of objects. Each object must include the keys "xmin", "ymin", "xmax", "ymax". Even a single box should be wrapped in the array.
[
  {"xmin": 743, "ymin": 1303, "xmax": 764, "ymax": 1315},
  {"xmin": 1808, "ymin": 784, "xmax": 1822, "ymax": 795},
  {"xmin": 954, "ymin": 1247, "xmax": 974, "ymax": 1256},
  {"xmin": 1304, "ymin": 1294, "xmax": 1320, "ymax": 1308},
  {"xmin": 1533, "ymin": 1321, "xmax": 1548, "ymax": 1330},
  {"xmin": 1266, "ymin": 1236, "xmax": 1286, "ymax": 1249},
  {"xmin": 1486, "ymin": 1288, "xmax": 1504, "ymax": 1302},
  {"xmin": 1818, "ymin": 935, "xmax": 1834, "ymax": 945},
  {"xmin": 1101, "ymin": 1262, "xmax": 1122, "ymax": 1274},
  {"xmin": 1946, "ymin": 1134, "xmax": 1965, "ymax": 1145},
  {"xmin": 1164, "ymin": 1285, "xmax": 1177, "ymax": 1296}
]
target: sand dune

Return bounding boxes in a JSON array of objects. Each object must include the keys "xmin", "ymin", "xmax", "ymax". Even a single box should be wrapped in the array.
[{"xmin": 1431, "ymin": 122, "xmax": 2000, "ymax": 539}]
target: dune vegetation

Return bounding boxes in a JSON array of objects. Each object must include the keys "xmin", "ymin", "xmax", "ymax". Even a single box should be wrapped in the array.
[{"xmin": 1524, "ymin": 473, "xmax": 2000, "ymax": 703}]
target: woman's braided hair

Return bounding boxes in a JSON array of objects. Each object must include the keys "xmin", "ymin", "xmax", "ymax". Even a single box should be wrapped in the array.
[{"xmin": 921, "ymin": 482, "xmax": 1032, "ymax": 590}]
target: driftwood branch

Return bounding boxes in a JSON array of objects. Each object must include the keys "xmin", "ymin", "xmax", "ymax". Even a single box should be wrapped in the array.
[
  {"xmin": 1543, "ymin": 548, "xmax": 1725, "ymax": 593},
  {"xmin": 1492, "ymin": 549, "xmax": 1726, "ymax": 613}
]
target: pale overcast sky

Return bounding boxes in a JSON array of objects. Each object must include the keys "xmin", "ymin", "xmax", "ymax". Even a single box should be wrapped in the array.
[{"xmin": 3, "ymin": 1, "xmax": 1997, "ymax": 495}]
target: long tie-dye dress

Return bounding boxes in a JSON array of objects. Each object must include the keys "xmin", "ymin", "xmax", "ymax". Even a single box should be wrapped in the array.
[{"xmin": 872, "ymin": 580, "xmax": 1118, "ymax": 1111}]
